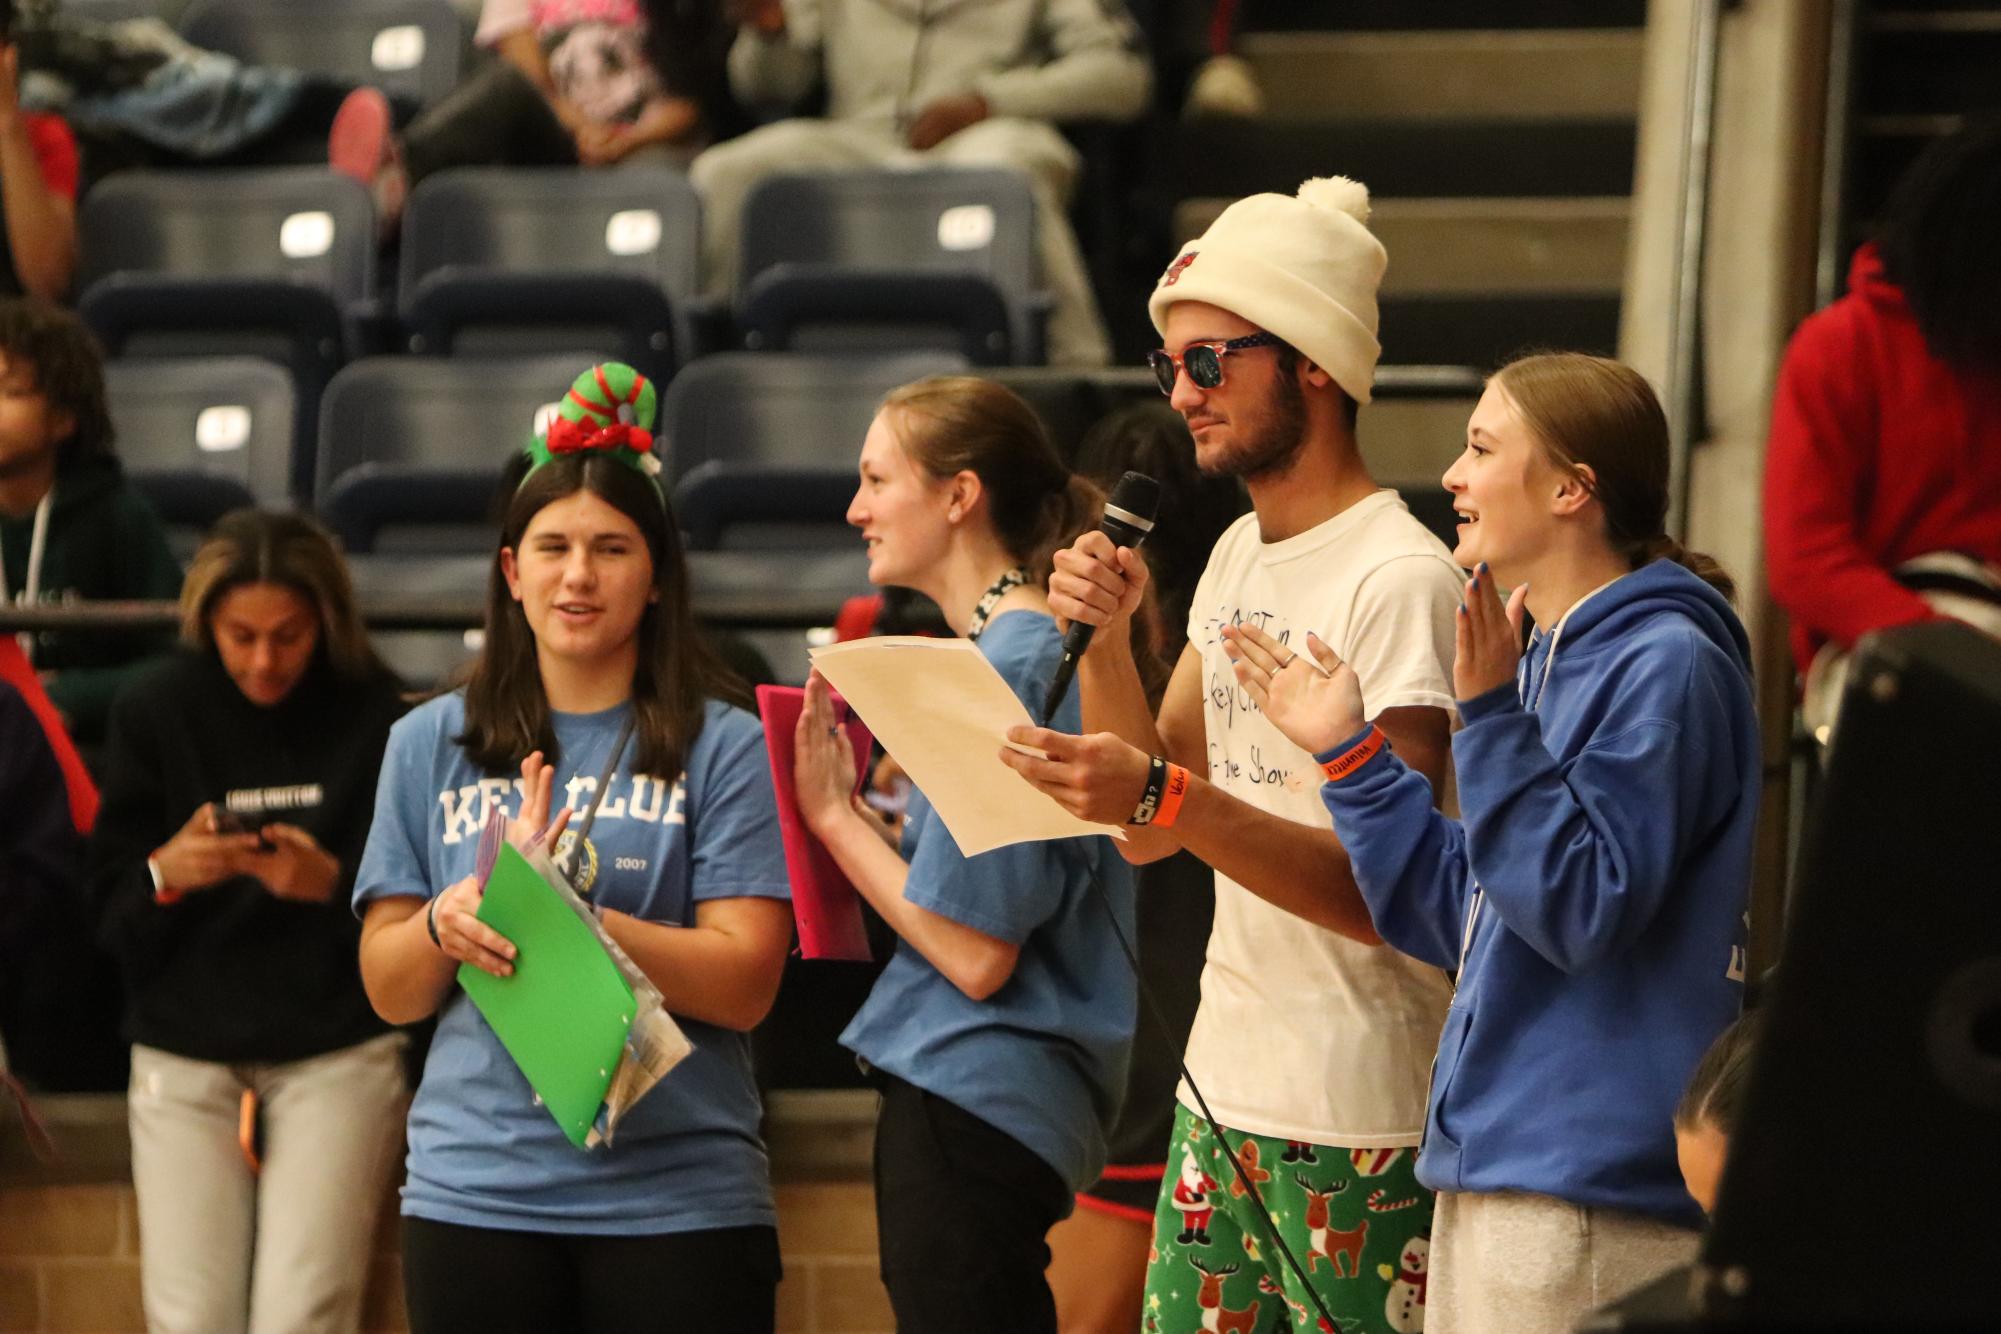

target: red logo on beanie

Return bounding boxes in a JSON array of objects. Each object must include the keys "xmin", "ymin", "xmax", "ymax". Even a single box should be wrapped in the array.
[{"xmin": 1162, "ymin": 251, "xmax": 1197, "ymax": 286}]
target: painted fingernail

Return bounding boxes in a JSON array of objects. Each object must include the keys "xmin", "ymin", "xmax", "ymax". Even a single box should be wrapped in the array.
[{"xmin": 1457, "ymin": 603, "xmax": 1467, "ymax": 614}]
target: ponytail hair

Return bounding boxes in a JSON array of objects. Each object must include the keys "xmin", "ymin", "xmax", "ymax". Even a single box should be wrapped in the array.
[
  {"xmin": 880, "ymin": 376, "xmax": 1103, "ymax": 584},
  {"xmin": 1490, "ymin": 352, "xmax": 1737, "ymax": 601},
  {"xmin": 1642, "ymin": 534, "xmax": 1737, "ymax": 603}
]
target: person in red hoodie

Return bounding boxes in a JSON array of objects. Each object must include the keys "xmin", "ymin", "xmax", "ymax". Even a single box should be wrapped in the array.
[{"xmin": 1764, "ymin": 116, "xmax": 2001, "ymax": 708}]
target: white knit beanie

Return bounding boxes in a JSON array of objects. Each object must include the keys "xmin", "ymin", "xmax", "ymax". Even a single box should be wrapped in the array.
[{"xmin": 1148, "ymin": 177, "xmax": 1387, "ymax": 404}]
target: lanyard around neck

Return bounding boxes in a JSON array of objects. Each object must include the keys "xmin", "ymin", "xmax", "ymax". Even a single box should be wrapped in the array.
[
  {"xmin": 2, "ymin": 489, "xmax": 54, "ymax": 661},
  {"xmin": 966, "ymin": 566, "xmax": 1030, "ymax": 642}
]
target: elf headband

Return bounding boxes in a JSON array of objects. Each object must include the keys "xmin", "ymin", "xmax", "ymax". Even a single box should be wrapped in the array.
[{"xmin": 519, "ymin": 362, "xmax": 664, "ymax": 499}]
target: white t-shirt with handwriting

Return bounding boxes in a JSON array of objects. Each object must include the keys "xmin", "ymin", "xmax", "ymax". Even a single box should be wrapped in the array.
[{"xmin": 1179, "ymin": 489, "xmax": 1462, "ymax": 1147}]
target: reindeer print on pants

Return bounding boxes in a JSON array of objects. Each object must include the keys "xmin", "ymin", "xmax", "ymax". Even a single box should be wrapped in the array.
[{"xmin": 1141, "ymin": 1106, "xmax": 1435, "ymax": 1333}]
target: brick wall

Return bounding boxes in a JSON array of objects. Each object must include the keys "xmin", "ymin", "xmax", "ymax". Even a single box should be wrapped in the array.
[{"xmin": 1, "ymin": 1092, "xmax": 892, "ymax": 1334}]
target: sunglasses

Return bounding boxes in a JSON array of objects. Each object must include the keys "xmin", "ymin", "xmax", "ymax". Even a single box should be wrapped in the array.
[{"xmin": 1147, "ymin": 332, "xmax": 1283, "ymax": 395}]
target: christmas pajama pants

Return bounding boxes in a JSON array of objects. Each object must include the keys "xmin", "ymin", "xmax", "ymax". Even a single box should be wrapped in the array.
[{"xmin": 1144, "ymin": 1104, "xmax": 1435, "ymax": 1333}]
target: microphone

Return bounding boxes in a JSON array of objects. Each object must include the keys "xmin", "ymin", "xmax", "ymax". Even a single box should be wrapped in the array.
[{"xmin": 1040, "ymin": 471, "xmax": 1161, "ymax": 724}]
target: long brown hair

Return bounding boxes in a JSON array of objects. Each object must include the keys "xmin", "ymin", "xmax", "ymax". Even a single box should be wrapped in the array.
[
  {"xmin": 456, "ymin": 453, "xmax": 746, "ymax": 779},
  {"xmin": 879, "ymin": 376, "xmax": 1101, "ymax": 583},
  {"xmin": 180, "ymin": 508, "xmax": 385, "ymax": 681},
  {"xmin": 1490, "ymin": 352, "xmax": 1736, "ymax": 601}
]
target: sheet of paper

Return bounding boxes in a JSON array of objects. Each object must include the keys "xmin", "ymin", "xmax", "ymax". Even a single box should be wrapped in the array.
[{"xmin": 808, "ymin": 636, "xmax": 1124, "ymax": 857}]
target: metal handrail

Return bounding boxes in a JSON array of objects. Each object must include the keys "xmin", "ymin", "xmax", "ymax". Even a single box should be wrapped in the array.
[
  {"xmin": 1814, "ymin": 0, "xmax": 1862, "ymax": 309},
  {"xmin": 1664, "ymin": 0, "xmax": 1728, "ymax": 538},
  {"xmin": 0, "ymin": 591, "xmax": 860, "ymax": 637}
]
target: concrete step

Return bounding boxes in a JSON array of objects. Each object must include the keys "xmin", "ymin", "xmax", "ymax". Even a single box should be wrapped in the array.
[
  {"xmin": 1173, "ymin": 196, "xmax": 1630, "ymax": 296},
  {"xmin": 1858, "ymin": 25, "xmax": 2001, "ymax": 116},
  {"xmin": 1164, "ymin": 118, "xmax": 1638, "ymax": 201},
  {"xmin": 1238, "ymin": 29, "xmax": 1644, "ymax": 124},
  {"xmin": 1241, "ymin": 0, "xmax": 1645, "ymax": 31}
]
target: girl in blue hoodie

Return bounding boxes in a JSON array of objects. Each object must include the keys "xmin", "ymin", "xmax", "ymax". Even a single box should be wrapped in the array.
[{"xmin": 1222, "ymin": 353, "xmax": 1757, "ymax": 1334}]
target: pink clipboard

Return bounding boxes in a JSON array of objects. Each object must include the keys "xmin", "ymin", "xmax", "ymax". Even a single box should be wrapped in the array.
[{"xmin": 756, "ymin": 684, "xmax": 874, "ymax": 961}]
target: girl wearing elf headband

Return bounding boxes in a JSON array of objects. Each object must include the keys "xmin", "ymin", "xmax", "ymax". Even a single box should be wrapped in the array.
[
  {"xmin": 789, "ymin": 376, "xmax": 1137, "ymax": 1334},
  {"xmin": 1222, "ymin": 353, "xmax": 1757, "ymax": 1332},
  {"xmin": 353, "ymin": 365, "xmax": 794, "ymax": 1333}
]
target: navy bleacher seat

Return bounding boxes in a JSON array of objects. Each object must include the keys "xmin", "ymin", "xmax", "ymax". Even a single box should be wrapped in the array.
[
  {"xmin": 318, "ymin": 353, "xmax": 595, "ymax": 687},
  {"xmin": 398, "ymin": 167, "xmax": 706, "ymax": 385},
  {"xmin": 179, "ymin": 0, "xmax": 462, "ymax": 107},
  {"xmin": 105, "ymin": 358, "xmax": 295, "ymax": 558},
  {"xmin": 660, "ymin": 351, "xmax": 966, "ymax": 616},
  {"xmin": 314, "ymin": 353, "xmax": 592, "ymax": 555},
  {"xmin": 985, "ymin": 367, "xmax": 1160, "ymax": 463},
  {"xmin": 736, "ymin": 168, "xmax": 1049, "ymax": 366},
  {"xmin": 77, "ymin": 168, "xmax": 377, "ymax": 500}
]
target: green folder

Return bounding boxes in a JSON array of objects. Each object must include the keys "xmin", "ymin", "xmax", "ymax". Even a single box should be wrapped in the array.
[{"xmin": 459, "ymin": 843, "xmax": 637, "ymax": 1149}]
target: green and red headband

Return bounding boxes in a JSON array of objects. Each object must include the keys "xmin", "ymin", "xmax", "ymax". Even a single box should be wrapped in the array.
[{"xmin": 520, "ymin": 362, "xmax": 663, "ymax": 495}]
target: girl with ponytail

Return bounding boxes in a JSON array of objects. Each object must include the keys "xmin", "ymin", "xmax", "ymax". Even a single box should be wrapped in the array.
[
  {"xmin": 789, "ymin": 376, "xmax": 1136, "ymax": 1334},
  {"xmin": 1222, "ymin": 352, "xmax": 1760, "ymax": 1331}
]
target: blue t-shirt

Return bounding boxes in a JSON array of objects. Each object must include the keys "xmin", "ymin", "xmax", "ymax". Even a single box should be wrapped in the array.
[
  {"xmin": 353, "ymin": 693, "xmax": 791, "ymax": 1236},
  {"xmin": 840, "ymin": 611, "xmax": 1137, "ymax": 1191}
]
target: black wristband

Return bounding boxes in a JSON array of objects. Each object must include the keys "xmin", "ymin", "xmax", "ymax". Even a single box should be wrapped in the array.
[
  {"xmin": 1129, "ymin": 753, "xmax": 1168, "ymax": 825},
  {"xmin": 426, "ymin": 897, "xmax": 443, "ymax": 952}
]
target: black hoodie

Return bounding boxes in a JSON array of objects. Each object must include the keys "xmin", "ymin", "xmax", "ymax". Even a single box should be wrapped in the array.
[
  {"xmin": 0, "ymin": 455, "xmax": 182, "ymax": 746},
  {"xmin": 88, "ymin": 648, "xmax": 405, "ymax": 1063}
]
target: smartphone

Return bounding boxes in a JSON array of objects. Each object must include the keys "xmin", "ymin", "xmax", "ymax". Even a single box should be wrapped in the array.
[{"xmin": 214, "ymin": 807, "xmax": 274, "ymax": 849}]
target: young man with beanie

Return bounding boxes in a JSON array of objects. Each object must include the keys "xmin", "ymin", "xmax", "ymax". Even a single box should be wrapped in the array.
[
  {"xmin": 1004, "ymin": 178, "xmax": 1462, "ymax": 1333},
  {"xmin": 0, "ymin": 299, "xmax": 180, "ymax": 749}
]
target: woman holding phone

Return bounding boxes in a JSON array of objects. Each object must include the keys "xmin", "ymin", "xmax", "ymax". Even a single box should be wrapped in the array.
[
  {"xmin": 353, "ymin": 364, "xmax": 793, "ymax": 1334},
  {"xmin": 89, "ymin": 508, "xmax": 407, "ymax": 1334}
]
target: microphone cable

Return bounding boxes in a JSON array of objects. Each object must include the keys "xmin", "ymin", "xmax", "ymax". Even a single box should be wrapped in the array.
[{"xmin": 1055, "ymin": 840, "xmax": 1344, "ymax": 1334}]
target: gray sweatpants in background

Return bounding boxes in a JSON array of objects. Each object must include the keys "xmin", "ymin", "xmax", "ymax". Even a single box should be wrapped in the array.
[
  {"xmin": 1426, "ymin": 1188, "xmax": 1701, "ymax": 1334},
  {"xmin": 128, "ymin": 1034, "xmax": 408, "ymax": 1334}
]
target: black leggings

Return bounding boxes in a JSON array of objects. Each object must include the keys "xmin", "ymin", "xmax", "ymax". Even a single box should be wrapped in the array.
[
  {"xmin": 872, "ymin": 1074, "xmax": 1072, "ymax": 1334},
  {"xmin": 401, "ymin": 1215, "xmax": 780, "ymax": 1334},
  {"xmin": 400, "ymin": 61, "xmax": 579, "ymax": 186}
]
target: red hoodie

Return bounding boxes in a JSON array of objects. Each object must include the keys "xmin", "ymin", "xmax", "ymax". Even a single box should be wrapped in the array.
[{"xmin": 1764, "ymin": 242, "xmax": 2001, "ymax": 677}]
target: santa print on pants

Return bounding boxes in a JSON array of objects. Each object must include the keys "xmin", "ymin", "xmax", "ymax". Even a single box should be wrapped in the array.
[{"xmin": 1172, "ymin": 1145, "xmax": 1218, "ymax": 1246}]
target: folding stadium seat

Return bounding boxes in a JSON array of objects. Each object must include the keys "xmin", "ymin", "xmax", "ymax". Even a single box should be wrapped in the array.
[
  {"xmin": 986, "ymin": 366, "xmax": 1161, "ymax": 463},
  {"xmin": 77, "ymin": 168, "xmax": 377, "ymax": 500},
  {"xmin": 104, "ymin": 357, "xmax": 295, "ymax": 559},
  {"xmin": 398, "ymin": 167, "xmax": 707, "ymax": 385},
  {"xmin": 736, "ymin": 168, "xmax": 1050, "ymax": 366},
  {"xmin": 178, "ymin": 0, "xmax": 463, "ymax": 108},
  {"xmin": 314, "ymin": 353, "xmax": 594, "ymax": 556},
  {"xmin": 659, "ymin": 351, "xmax": 967, "ymax": 623},
  {"xmin": 316, "ymin": 353, "xmax": 593, "ymax": 686}
]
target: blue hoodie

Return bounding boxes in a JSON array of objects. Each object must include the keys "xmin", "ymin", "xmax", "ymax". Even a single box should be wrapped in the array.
[{"xmin": 1316, "ymin": 559, "xmax": 1757, "ymax": 1226}]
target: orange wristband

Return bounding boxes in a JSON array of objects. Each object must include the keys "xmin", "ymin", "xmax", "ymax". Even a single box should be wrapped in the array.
[
  {"xmin": 1318, "ymin": 726, "xmax": 1386, "ymax": 783},
  {"xmin": 1152, "ymin": 763, "xmax": 1192, "ymax": 828}
]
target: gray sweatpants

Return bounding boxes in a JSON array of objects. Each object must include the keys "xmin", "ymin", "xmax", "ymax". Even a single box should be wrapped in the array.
[
  {"xmin": 1426, "ymin": 1188, "xmax": 1700, "ymax": 1334},
  {"xmin": 689, "ymin": 115, "xmax": 1113, "ymax": 366},
  {"xmin": 128, "ymin": 1034, "xmax": 408, "ymax": 1334}
]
